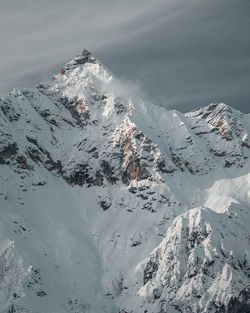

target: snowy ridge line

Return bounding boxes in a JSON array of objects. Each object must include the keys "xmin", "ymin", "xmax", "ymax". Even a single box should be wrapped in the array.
[{"xmin": 0, "ymin": 50, "xmax": 249, "ymax": 313}]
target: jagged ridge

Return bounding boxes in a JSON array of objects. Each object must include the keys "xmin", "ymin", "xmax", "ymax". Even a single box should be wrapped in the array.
[{"xmin": 0, "ymin": 50, "xmax": 249, "ymax": 313}]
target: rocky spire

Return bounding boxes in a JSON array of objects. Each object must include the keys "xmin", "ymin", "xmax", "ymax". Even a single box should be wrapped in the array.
[{"xmin": 60, "ymin": 49, "xmax": 97, "ymax": 74}]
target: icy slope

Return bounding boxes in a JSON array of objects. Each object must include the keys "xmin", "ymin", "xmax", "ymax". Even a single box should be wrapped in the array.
[
  {"xmin": 0, "ymin": 50, "xmax": 249, "ymax": 313},
  {"xmin": 134, "ymin": 206, "xmax": 250, "ymax": 313}
]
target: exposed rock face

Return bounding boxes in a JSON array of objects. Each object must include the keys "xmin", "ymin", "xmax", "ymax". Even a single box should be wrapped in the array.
[
  {"xmin": 0, "ymin": 50, "xmax": 249, "ymax": 313},
  {"xmin": 137, "ymin": 207, "xmax": 250, "ymax": 313},
  {"xmin": 0, "ymin": 142, "xmax": 18, "ymax": 164},
  {"xmin": 61, "ymin": 49, "xmax": 97, "ymax": 75},
  {"xmin": 122, "ymin": 157, "xmax": 151, "ymax": 185},
  {"xmin": 185, "ymin": 103, "xmax": 249, "ymax": 170}
]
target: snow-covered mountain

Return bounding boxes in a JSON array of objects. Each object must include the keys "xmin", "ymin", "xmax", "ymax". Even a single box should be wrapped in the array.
[{"xmin": 0, "ymin": 50, "xmax": 249, "ymax": 313}]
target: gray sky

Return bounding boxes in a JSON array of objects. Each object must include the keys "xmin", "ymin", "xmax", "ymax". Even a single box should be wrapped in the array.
[{"xmin": 0, "ymin": 0, "xmax": 249, "ymax": 113}]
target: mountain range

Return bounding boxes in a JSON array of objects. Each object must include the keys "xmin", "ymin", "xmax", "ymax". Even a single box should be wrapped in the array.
[{"xmin": 0, "ymin": 50, "xmax": 249, "ymax": 313}]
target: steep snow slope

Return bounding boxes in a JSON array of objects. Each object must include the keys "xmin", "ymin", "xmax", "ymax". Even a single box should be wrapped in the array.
[
  {"xmin": 126, "ymin": 205, "xmax": 250, "ymax": 313},
  {"xmin": 0, "ymin": 50, "xmax": 249, "ymax": 313}
]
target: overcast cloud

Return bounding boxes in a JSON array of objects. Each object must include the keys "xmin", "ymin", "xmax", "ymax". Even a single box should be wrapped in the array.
[{"xmin": 0, "ymin": 0, "xmax": 249, "ymax": 112}]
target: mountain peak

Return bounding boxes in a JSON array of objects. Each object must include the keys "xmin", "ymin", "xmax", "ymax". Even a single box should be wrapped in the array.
[
  {"xmin": 1, "ymin": 51, "xmax": 250, "ymax": 313},
  {"xmin": 59, "ymin": 49, "xmax": 97, "ymax": 75},
  {"xmin": 47, "ymin": 49, "xmax": 114, "ymax": 101}
]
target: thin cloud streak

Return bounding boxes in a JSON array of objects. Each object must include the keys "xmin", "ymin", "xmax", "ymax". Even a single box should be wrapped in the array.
[{"xmin": 0, "ymin": 0, "xmax": 249, "ymax": 113}]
